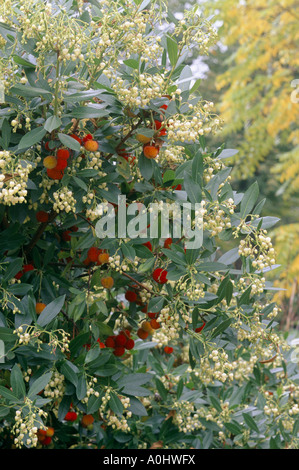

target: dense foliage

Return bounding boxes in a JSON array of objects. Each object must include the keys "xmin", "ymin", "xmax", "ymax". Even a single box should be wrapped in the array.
[{"xmin": 0, "ymin": 0, "xmax": 298, "ymax": 450}]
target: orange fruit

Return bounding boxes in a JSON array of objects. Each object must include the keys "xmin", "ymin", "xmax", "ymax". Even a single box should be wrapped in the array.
[
  {"xmin": 45, "ymin": 427, "xmax": 54, "ymax": 437},
  {"xmin": 98, "ymin": 252, "xmax": 109, "ymax": 264},
  {"xmin": 101, "ymin": 276, "xmax": 114, "ymax": 289},
  {"xmin": 36, "ymin": 302, "xmax": 46, "ymax": 314},
  {"xmin": 84, "ymin": 140, "xmax": 99, "ymax": 152},
  {"xmin": 137, "ymin": 328, "xmax": 149, "ymax": 340},
  {"xmin": 143, "ymin": 144, "xmax": 159, "ymax": 159},
  {"xmin": 81, "ymin": 414, "xmax": 94, "ymax": 428}
]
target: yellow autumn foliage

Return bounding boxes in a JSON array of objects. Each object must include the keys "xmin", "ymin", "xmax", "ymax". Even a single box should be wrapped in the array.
[{"xmin": 205, "ymin": 0, "xmax": 299, "ymax": 309}]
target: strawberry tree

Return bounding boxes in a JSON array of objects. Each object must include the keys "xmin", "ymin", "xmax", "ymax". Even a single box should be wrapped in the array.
[{"xmin": 0, "ymin": 0, "xmax": 298, "ymax": 450}]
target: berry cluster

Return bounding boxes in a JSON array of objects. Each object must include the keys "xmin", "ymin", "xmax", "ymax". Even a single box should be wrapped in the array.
[{"xmin": 105, "ymin": 330, "xmax": 135, "ymax": 357}]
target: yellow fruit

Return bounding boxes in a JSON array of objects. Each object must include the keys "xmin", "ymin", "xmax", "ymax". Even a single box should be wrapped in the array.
[
  {"xmin": 136, "ymin": 134, "xmax": 151, "ymax": 144},
  {"xmin": 141, "ymin": 321, "xmax": 153, "ymax": 334},
  {"xmin": 43, "ymin": 156, "xmax": 57, "ymax": 169}
]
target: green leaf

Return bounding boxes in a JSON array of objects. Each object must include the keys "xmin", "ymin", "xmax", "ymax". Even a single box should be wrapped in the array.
[
  {"xmin": 61, "ymin": 361, "xmax": 79, "ymax": 387},
  {"xmin": 240, "ymin": 182, "xmax": 259, "ymax": 218},
  {"xmin": 10, "ymin": 84, "xmax": 52, "ymax": 99},
  {"xmin": 155, "ymin": 378, "xmax": 168, "ymax": 401},
  {"xmin": 242, "ymin": 413, "xmax": 259, "ymax": 434},
  {"xmin": 124, "ymin": 59, "xmax": 139, "ymax": 69},
  {"xmin": 138, "ymin": 153, "xmax": 154, "ymax": 180},
  {"xmin": 37, "ymin": 295, "xmax": 65, "ymax": 327},
  {"xmin": 211, "ymin": 318, "xmax": 232, "ymax": 339},
  {"xmin": 3, "ymin": 258, "xmax": 23, "ymax": 281},
  {"xmin": 10, "ymin": 364, "xmax": 26, "ymax": 398},
  {"xmin": 190, "ymin": 78, "xmax": 201, "ymax": 94},
  {"xmin": 0, "ymin": 327, "xmax": 15, "ymax": 343},
  {"xmin": 184, "ymin": 171, "xmax": 202, "ymax": 204},
  {"xmin": 176, "ymin": 378, "xmax": 183, "ymax": 399},
  {"xmin": 147, "ymin": 296, "xmax": 164, "ymax": 313},
  {"xmin": 44, "ymin": 115, "xmax": 62, "ymax": 133},
  {"xmin": 58, "ymin": 133, "xmax": 81, "ymax": 152},
  {"xmin": 13, "ymin": 55, "xmax": 35, "ymax": 68},
  {"xmin": 0, "ymin": 385, "xmax": 20, "ymax": 403},
  {"xmin": 28, "ymin": 372, "xmax": 52, "ymax": 397},
  {"xmin": 18, "ymin": 127, "xmax": 47, "ymax": 149},
  {"xmin": 137, "ymin": 257, "xmax": 155, "ymax": 273},
  {"xmin": 71, "ymin": 105, "xmax": 108, "ymax": 119},
  {"xmin": 166, "ymin": 36, "xmax": 178, "ymax": 66},
  {"xmin": 192, "ymin": 152, "xmax": 203, "ymax": 185},
  {"xmin": 109, "ymin": 393, "xmax": 124, "ymax": 415},
  {"xmin": 1, "ymin": 118, "xmax": 11, "ymax": 149}
]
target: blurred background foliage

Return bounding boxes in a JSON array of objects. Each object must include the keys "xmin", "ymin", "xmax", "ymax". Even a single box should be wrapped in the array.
[{"xmin": 172, "ymin": 0, "xmax": 299, "ymax": 327}]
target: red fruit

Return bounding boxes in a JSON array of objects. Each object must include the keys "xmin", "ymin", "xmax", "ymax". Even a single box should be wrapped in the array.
[
  {"xmin": 64, "ymin": 411, "xmax": 78, "ymax": 422},
  {"xmin": 113, "ymin": 347, "xmax": 125, "ymax": 357},
  {"xmin": 83, "ymin": 257, "xmax": 91, "ymax": 266},
  {"xmin": 154, "ymin": 120, "xmax": 166, "ymax": 136},
  {"xmin": 83, "ymin": 343, "xmax": 91, "ymax": 351},
  {"xmin": 44, "ymin": 141, "xmax": 51, "ymax": 151},
  {"xmin": 88, "ymin": 247, "xmax": 101, "ymax": 262},
  {"xmin": 70, "ymin": 134, "xmax": 82, "ymax": 145},
  {"xmin": 141, "ymin": 304, "xmax": 148, "ymax": 313},
  {"xmin": 125, "ymin": 290, "xmax": 138, "ymax": 303},
  {"xmin": 172, "ymin": 183, "xmax": 182, "ymax": 190},
  {"xmin": 125, "ymin": 338, "xmax": 135, "ymax": 350},
  {"xmin": 70, "ymin": 225, "xmax": 79, "ymax": 232},
  {"xmin": 42, "ymin": 436, "xmax": 52, "ymax": 446},
  {"xmin": 142, "ymin": 241, "xmax": 153, "ymax": 252},
  {"xmin": 160, "ymin": 104, "xmax": 168, "ymax": 110},
  {"xmin": 36, "ymin": 211, "xmax": 49, "ymax": 223},
  {"xmin": 195, "ymin": 322, "xmax": 206, "ymax": 333},
  {"xmin": 152, "ymin": 268, "xmax": 168, "ymax": 284},
  {"xmin": 62, "ymin": 230, "xmax": 71, "ymax": 241},
  {"xmin": 97, "ymin": 339, "xmax": 106, "ymax": 349},
  {"xmin": 115, "ymin": 334, "xmax": 127, "ymax": 347},
  {"xmin": 105, "ymin": 336, "xmax": 116, "ymax": 348},
  {"xmin": 150, "ymin": 318, "xmax": 161, "ymax": 330},
  {"xmin": 56, "ymin": 149, "xmax": 70, "ymax": 160},
  {"xmin": 163, "ymin": 237, "xmax": 173, "ymax": 249},
  {"xmin": 83, "ymin": 133, "xmax": 93, "ymax": 143},
  {"xmin": 147, "ymin": 312, "xmax": 157, "ymax": 319},
  {"xmin": 164, "ymin": 346, "xmax": 173, "ymax": 354},
  {"xmin": 54, "ymin": 158, "xmax": 68, "ymax": 170},
  {"xmin": 120, "ymin": 329, "xmax": 131, "ymax": 338},
  {"xmin": 47, "ymin": 168, "xmax": 64, "ymax": 180},
  {"xmin": 23, "ymin": 264, "xmax": 34, "ymax": 272}
]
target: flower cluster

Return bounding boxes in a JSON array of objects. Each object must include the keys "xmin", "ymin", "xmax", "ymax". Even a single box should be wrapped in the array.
[
  {"xmin": 12, "ymin": 398, "xmax": 47, "ymax": 448},
  {"xmin": 52, "ymin": 187, "xmax": 76, "ymax": 214},
  {"xmin": 0, "ymin": 152, "xmax": 33, "ymax": 205}
]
